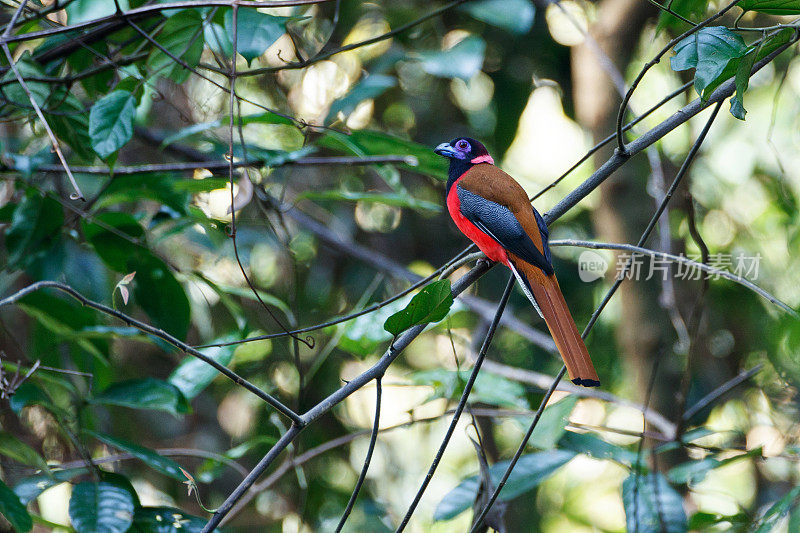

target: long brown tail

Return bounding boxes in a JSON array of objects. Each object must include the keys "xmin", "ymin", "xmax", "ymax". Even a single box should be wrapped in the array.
[{"xmin": 508, "ymin": 256, "xmax": 600, "ymax": 387}]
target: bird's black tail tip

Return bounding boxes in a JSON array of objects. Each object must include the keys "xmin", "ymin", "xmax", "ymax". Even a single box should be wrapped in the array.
[{"xmin": 571, "ymin": 378, "xmax": 601, "ymax": 387}]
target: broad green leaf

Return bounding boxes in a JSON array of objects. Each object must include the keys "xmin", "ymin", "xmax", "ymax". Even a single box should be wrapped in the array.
[
  {"xmin": 67, "ymin": 0, "xmax": 129, "ymax": 24},
  {"xmin": 94, "ymin": 174, "xmax": 191, "ymax": 214},
  {"xmin": 730, "ymin": 42, "xmax": 760, "ymax": 120},
  {"xmin": 168, "ymin": 337, "xmax": 237, "ymax": 400},
  {"xmin": 0, "ymin": 432, "xmax": 49, "ymax": 473},
  {"xmin": 528, "ymin": 395, "xmax": 578, "ymax": 449},
  {"xmin": 461, "ymin": 0, "xmax": 536, "ymax": 34},
  {"xmin": 434, "ymin": 450, "xmax": 575, "ymax": 521},
  {"xmin": 670, "ymin": 26, "xmax": 748, "ymax": 98},
  {"xmin": 88, "ymin": 431, "xmax": 186, "ymax": 481},
  {"xmin": 0, "ymin": 479, "xmax": 32, "ymax": 532},
  {"xmin": 656, "ymin": 0, "xmax": 707, "ymax": 32},
  {"xmin": 622, "ymin": 472, "xmax": 687, "ymax": 533},
  {"xmin": 5, "ymin": 190, "xmax": 63, "ymax": 268},
  {"xmin": 410, "ymin": 369, "xmax": 528, "ymax": 408},
  {"xmin": 559, "ymin": 430, "xmax": 638, "ymax": 464},
  {"xmin": 131, "ymin": 506, "xmax": 211, "ymax": 532},
  {"xmin": 46, "ymin": 90, "xmax": 94, "ymax": 161},
  {"xmin": 318, "ymin": 130, "xmax": 447, "ymax": 178},
  {"xmin": 384, "ymin": 280, "xmax": 454, "ymax": 336},
  {"xmin": 92, "ymin": 378, "xmax": 190, "ymax": 416},
  {"xmin": 753, "ymin": 486, "xmax": 800, "ymax": 533},
  {"xmin": 1, "ymin": 54, "xmax": 51, "ymax": 108},
  {"xmin": 688, "ymin": 511, "xmax": 748, "ymax": 530},
  {"xmin": 147, "ymin": 9, "xmax": 205, "ymax": 82},
  {"xmin": 415, "ymin": 36, "xmax": 486, "ymax": 81},
  {"xmin": 298, "ymin": 190, "xmax": 440, "ymax": 212},
  {"xmin": 89, "ymin": 90, "xmax": 137, "ymax": 159},
  {"xmin": 668, "ymin": 447, "xmax": 761, "ymax": 484},
  {"xmin": 69, "ymin": 479, "xmax": 136, "ymax": 533},
  {"xmin": 739, "ymin": 0, "xmax": 800, "ymax": 14},
  {"xmin": 327, "ymin": 75, "xmax": 396, "ymax": 122},
  {"xmin": 159, "ymin": 112, "xmax": 293, "ymax": 148},
  {"xmin": 13, "ymin": 468, "xmax": 88, "ymax": 504},
  {"xmin": 332, "ymin": 297, "xmax": 409, "ymax": 357},
  {"xmin": 224, "ymin": 9, "xmax": 289, "ymax": 65}
]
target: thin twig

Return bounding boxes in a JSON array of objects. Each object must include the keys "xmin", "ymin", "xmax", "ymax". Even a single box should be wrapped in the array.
[
  {"xmin": 396, "ymin": 275, "xmax": 515, "ymax": 532},
  {"xmin": 335, "ymin": 377, "xmax": 382, "ymax": 532},
  {"xmin": 682, "ymin": 364, "xmax": 763, "ymax": 421}
]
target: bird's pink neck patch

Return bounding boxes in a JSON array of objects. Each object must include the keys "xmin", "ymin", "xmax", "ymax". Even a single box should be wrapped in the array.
[{"xmin": 471, "ymin": 154, "xmax": 494, "ymax": 165}]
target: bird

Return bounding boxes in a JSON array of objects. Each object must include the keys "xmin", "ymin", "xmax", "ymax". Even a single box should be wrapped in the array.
[{"xmin": 434, "ymin": 137, "xmax": 600, "ymax": 387}]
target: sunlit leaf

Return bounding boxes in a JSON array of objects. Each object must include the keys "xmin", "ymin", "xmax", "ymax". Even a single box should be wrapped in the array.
[
  {"xmin": 739, "ymin": 0, "xmax": 800, "ymax": 14},
  {"xmin": 89, "ymin": 90, "xmax": 137, "ymax": 159},
  {"xmin": 93, "ymin": 378, "xmax": 190, "ymax": 416},
  {"xmin": 131, "ymin": 506, "xmax": 211, "ymax": 532},
  {"xmin": 384, "ymin": 280, "xmax": 454, "ymax": 336},
  {"xmin": 223, "ymin": 8, "xmax": 289, "ymax": 65},
  {"xmin": 410, "ymin": 368, "xmax": 528, "ymax": 408},
  {"xmin": 168, "ymin": 336, "xmax": 237, "ymax": 400},
  {"xmin": 88, "ymin": 431, "xmax": 187, "ymax": 481},
  {"xmin": 159, "ymin": 112, "xmax": 293, "ymax": 148},
  {"xmin": 147, "ymin": 9, "xmax": 205, "ymax": 82},
  {"xmin": 0, "ymin": 479, "xmax": 32, "ymax": 532},
  {"xmin": 415, "ymin": 36, "xmax": 486, "ymax": 81},
  {"xmin": 461, "ymin": 0, "xmax": 536, "ymax": 34},
  {"xmin": 528, "ymin": 395, "xmax": 578, "ymax": 449},
  {"xmin": 622, "ymin": 472, "xmax": 687, "ymax": 533},
  {"xmin": 670, "ymin": 26, "xmax": 747, "ymax": 98},
  {"xmin": 299, "ymin": 190, "xmax": 440, "ymax": 212},
  {"xmin": 559, "ymin": 430, "xmax": 638, "ymax": 464},
  {"xmin": 434, "ymin": 450, "xmax": 575, "ymax": 521},
  {"xmin": 0, "ymin": 431, "xmax": 50, "ymax": 473},
  {"xmin": 69, "ymin": 478, "xmax": 136, "ymax": 533},
  {"xmin": 66, "ymin": 0, "xmax": 129, "ymax": 24},
  {"xmin": 14, "ymin": 468, "xmax": 87, "ymax": 504},
  {"xmin": 327, "ymin": 74, "xmax": 396, "ymax": 122}
]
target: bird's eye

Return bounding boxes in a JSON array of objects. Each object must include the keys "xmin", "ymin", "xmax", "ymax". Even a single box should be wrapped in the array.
[{"xmin": 456, "ymin": 140, "xmax": 470, "ymax": 151}]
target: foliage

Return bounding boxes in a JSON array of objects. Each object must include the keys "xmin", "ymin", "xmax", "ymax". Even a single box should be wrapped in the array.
[{"xmin": 0, "ymin": 0, "xmax": 798, "ymax": 531}]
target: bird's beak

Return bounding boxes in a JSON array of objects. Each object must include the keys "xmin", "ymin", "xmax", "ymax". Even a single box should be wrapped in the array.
[{"xmin": 434, "ymin": 142, "xmax": 457, "ymax": 158}]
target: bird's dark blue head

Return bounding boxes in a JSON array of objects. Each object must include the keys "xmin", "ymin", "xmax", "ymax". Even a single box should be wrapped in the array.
[{"xmin": 434, "ymin": 137, "xmax": 494, "ymax": 190}]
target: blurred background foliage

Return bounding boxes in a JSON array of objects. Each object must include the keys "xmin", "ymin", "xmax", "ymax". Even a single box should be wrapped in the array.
[{"xmin": 0, "ymin": 0, "xmax": 799, "ymax": 531}]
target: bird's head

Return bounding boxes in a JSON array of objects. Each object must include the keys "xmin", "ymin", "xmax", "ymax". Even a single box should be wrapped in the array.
[{"xmin": 434, "ymin": 137, "xmax": 494, "ymax": 165}]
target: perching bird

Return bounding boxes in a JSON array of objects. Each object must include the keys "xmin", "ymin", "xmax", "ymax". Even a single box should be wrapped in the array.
[{"xmin": 434, "ymin": 137, "xmax": 600, "ymax": 387}]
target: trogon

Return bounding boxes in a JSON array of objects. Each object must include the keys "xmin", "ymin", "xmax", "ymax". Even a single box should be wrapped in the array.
[{"xmin": 435, "ymin": 137, "xmax": 600, "ymax": 387}]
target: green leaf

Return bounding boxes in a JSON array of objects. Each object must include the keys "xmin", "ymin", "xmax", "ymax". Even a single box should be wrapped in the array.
[
  {"xmin": 753, "ymin": 486, "xmax": 800, "ymax": 533},
  {"xmin": 668, "ymin": 447, "xmax": 761, "ymax": 484},
  {"xmin": 730, "ymin": 42, "xmax": 760, "ymax": 120},
  {"xmin": 5, "ymin": 190, "xmax": 63, "ymax": 268},
  {"xmin": 410, "ymin": 369, "xmax": 528, "ymax": 408},
  {"xmin": 46, "ymin": 90, "xmax": 95, "ymax": 161},
  {"xmin": 14, "ymin": 468, "xmax": 87, "ymax": 504},
  {"xmin": 461, "ymin": 0, "xmax": 536, "ymax": 34},
  {"xmin": 224, "ymin": 8, "xmax": 289, "ymax": 65},
  {"xmin": 318, "ymin": 129, "xmax": 447, "ymax": 178},
  {"xmin": 670, "ymin": 26, "xmax": 748, "ymax": 98},
  {"xmin": 383, "ymin": 280, "xmax": 454, "ymax": 336},
  {"xmin": 0, "ymin": 479, "xmax": 32, "ymax": 532},
  {"xmin": 88, "ymin": 431, "xmax": 186, "ymax": 481},
  {"xmin": 739, "ymin": 0, "xmax": 800, "ymax": 14},
  {"xmin": 1, "ymin": 54, "xmax": 51, "ymax": 108},
  {"xmin": 168, "ymin": 337, "xmax": 237, "ymax": 400},
  {"xmin": 528, "ymin": 396, "xmax": 578, "ymax": 449},
  {"xmin": 147, "ymin": 9, "xmax": 205, "ymax": 83},
  {"xmin": 298, "ymin": 190, "xmax": 440, "ymax": 212},
  {"xmin": 559, "ymin": 430, "xmax": 638, "ymax": 464},
  {"xmin": 656, "ymin": 0, "xmax": 708, "ymax": 32},
  {"xmin": 327, "ymin": 74, "xmax": 396, "ymax": 122},
  {"xmin": 0, "ymin": 432, "xmax": 49, "ymax": 473},
  {"xmin": 94, "ymin": 174, "xmax": 190, "ymax": 214},
  {"xmin": 66, "ymin": 0, "xmax": 129, "ymax": 24},
  {"xmin": 415, "ymin": 36, "xmax": 486, "ymax": 81},
  {"xmin": 92, "ymin": 378, "xmax": 190, "ymax": 416},
  {"xmin": 688, "ymin": 511, "xmax": 748, "ymax": 530},
  {"xmin": 622, "ymin": 472, "xmax": 687, "ymax": 533},
  {"xmin": 159, "ymin": 112, "xmax": 293, "ymax": 148},
  {"xmin": 131, "ymin": 506, "xmax": 211, "ymax": 532},
  {"xmin": 434, "ymin": 450, "xmax": 575, "ymax": 521},
  {"xmin": 69, "ymin": 479, "xmax": 136, "ymax": 533},
  {"xmin": 89, "ymin": 90, "xmax": 137, "ymax": 159}
]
